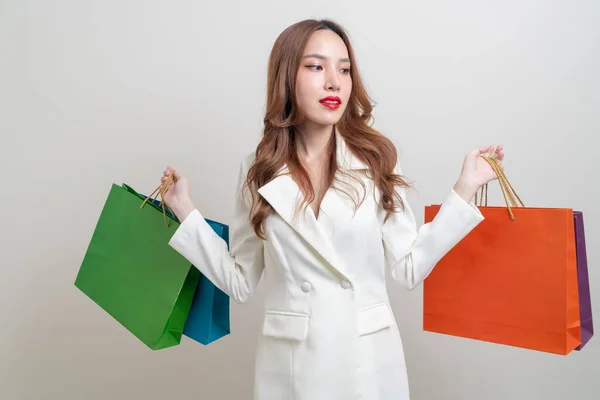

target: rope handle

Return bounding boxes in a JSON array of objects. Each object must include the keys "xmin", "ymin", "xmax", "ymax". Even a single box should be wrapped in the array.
[
  {"xmin": 140, "ymin": 170, "xmax": 176, "ymax": 227},
  {"xmin": 475, "ymin": 152, "xmax": 524, "ymax": 220}
]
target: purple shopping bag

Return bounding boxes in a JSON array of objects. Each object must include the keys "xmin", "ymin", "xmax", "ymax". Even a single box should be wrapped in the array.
[{"xmin": 574, "ymin": 211, "xmax": 593, "ymax": 350}]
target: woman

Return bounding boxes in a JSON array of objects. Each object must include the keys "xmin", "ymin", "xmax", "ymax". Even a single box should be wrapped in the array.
[{"xmin": 161, "ymin": 19, "xmax": 503, "ymax": 400}]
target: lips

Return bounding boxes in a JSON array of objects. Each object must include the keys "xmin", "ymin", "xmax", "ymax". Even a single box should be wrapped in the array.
[{"xmin": 319, "ymin": 96, "xmax": 342, "ymax": 110}]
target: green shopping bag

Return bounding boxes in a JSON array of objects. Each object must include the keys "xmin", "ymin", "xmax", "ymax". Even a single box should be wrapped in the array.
[{"xmin": 75, "ymin": 182, "xmax": 200, "ymax": 350}]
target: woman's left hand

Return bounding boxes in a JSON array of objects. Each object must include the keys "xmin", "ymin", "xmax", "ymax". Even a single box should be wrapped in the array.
[{"xmin": 453, "ymin": 144, "xmax": 504, "ymax": 202}]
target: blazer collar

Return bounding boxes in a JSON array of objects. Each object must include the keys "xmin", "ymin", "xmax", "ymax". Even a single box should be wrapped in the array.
[{"xmin": 256, "ymin": 131, "xmax": 368, "ymax": 280}]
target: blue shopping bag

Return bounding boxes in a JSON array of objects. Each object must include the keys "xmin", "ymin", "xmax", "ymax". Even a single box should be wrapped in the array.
[
  {"xmin": 138, "ymin": 188, "xmax": 231, "ymax": 345},
  {"xmin": 184, "ymin": 220, "xmax": 231, "ymax": 345}
]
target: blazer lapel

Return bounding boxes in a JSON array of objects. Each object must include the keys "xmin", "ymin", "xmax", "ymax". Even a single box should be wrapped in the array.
[
  {"xmin": 258, "ymin": 170, "xmax": 349, "ymax": 279},
  {"xmin": 256, "ymin": 132, "xmax": 369, "ymax": 280}
]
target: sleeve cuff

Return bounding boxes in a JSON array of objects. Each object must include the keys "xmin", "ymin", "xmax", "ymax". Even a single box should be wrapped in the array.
[
  {"xmin": 180, "ymin": 208, "xmax": 202, "ymax": 226},
  {"xmin": 449, "ymin": 188, "xmax": 484, "ymax": 219},
  {"xmin": 168, "ymin": 208, "xmax": 204, "ymax": 250}
]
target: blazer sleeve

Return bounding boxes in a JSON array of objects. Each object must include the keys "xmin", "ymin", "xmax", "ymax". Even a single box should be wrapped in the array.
[
  {"xmin": 381, "ymin": 160, "xmax": 484, "ymax": 290},
  {"xmin": 168, "ymin": 154, "xmax": 265, "ymax": 304}
]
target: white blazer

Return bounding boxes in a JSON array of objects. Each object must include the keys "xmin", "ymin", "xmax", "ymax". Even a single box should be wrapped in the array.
[{"xmin": 168, "ymin": 132, "xmax": 484, "ymax": 400}]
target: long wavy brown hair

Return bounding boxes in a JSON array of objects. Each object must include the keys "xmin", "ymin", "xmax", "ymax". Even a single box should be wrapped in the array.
[{"xmin": 244, "ymin": 19, "xmax": 411, "ymax": 240}]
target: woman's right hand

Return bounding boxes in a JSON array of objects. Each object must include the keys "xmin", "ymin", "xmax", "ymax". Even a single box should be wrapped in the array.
[{"xmin": 161, "ymin": 166, "xmax": 196, "ymax": 221}]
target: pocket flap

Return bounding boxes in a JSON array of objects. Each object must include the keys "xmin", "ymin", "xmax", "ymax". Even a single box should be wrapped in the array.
[
  {"xmin": 357, "ymin": 303, "xmax": 394, "ymax": 336},
  {"xmin": 262, "ymin": 311, "xmax": 310, "ymax": 341}
]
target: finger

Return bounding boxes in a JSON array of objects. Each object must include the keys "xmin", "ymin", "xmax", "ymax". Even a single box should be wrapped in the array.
[
  {"xmin": 474, "ymin": 145, "xmax": 494, "ymax": 158},
  {"xmin": 163, "ymin": 167, "xmax": 180, "ymax": 181},
  {"xmin": 468, "ymin": 146, "xmax": 489, "ymax": 157},
  {"xmin": 480, "ymin": 145, "xmax": 497, "ymax": 154},
  {"xmin": 496, "ymin": 147, "xmax": 504, "ymax": 161},
  {"xmin": 491, "ymin": 145, "xmax": 503, "ymax": 159},
  {"xmin": 489, "ymin": 145, "xmax": 500, "ymax": 158}
]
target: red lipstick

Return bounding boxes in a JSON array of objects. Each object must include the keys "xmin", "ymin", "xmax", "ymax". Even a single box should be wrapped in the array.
[{"xmin": 319, "ymin": 96, "xmax": 342, "ymax": 110}]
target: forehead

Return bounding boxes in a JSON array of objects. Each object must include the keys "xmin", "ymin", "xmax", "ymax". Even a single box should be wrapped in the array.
[{"xmin": 302, "ymin": 29, "xmax": 349, "ymax": 59}]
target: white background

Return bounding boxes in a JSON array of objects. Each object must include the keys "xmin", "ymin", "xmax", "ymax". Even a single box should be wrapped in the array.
[{"xmin": 2, "ymin": 0, "xmax": 598, "ymax": 399}]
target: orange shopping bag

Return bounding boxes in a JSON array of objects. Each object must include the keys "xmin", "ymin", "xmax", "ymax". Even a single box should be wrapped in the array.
[{"xmin": 423, "ymin": 157, "xmax": 581, "ymax": 355}]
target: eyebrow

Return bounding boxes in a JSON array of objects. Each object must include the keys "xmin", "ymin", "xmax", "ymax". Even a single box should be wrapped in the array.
[{"xmin": 302, "ymin": 53, "xmax": 351, "ymax": 63}]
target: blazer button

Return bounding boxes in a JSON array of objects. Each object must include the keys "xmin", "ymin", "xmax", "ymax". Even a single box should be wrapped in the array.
[
  {"xmin": 301, "ymin": 282, "xmax": 312, "ymax": 293},
  {"xmin": 341, "ymin": 280, "xmax": 351, "ymax": 289}
]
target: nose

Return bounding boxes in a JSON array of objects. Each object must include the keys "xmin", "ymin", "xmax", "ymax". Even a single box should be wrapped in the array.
[{"xmin": 324, "ymin": 68, "xmax": 341, "ymax": 92}]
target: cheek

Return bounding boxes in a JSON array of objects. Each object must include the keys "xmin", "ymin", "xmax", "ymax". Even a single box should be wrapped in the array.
[
  {"xmin": 295, "ymin": 74, "xmax": 307, "ymax": 98},
  {"xmin": 296, "ymin": 75, "xmax": 319, "ymax": 107},
  {"xmin": 299, "ymin": 69, "xmax": 324, "ymax": 89}
]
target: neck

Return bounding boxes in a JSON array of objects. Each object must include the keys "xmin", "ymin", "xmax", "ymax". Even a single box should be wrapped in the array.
[{"xmin": 295, "ymin": 123, "xmax": 334, "ymax": 165}]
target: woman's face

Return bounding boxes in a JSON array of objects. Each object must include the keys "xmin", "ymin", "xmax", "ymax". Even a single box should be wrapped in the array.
[{"xmin": 295, "ymin": 30, "xmax": 352, "ymax": 128}]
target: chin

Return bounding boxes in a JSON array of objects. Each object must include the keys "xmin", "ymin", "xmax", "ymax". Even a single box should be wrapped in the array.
[{"xmin": 307, "ymin": 112, "xmax": 343, "ymax": 127}]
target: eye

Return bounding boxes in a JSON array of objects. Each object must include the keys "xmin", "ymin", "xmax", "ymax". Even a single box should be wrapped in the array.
[
  {"xmin": 307, "ymin": 65, "xmax": 323, "ymax": 71},
  {"xmin": 341, "ymin": 68, "xmax": 351, "ymax": 74}
]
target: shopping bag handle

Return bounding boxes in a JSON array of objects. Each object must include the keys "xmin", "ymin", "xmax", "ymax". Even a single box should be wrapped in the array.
[
  {"xmin": 139, "ymin": 170, "xmax": 176, "ymax": 227},
  {"xmin": 475, "ymin": 156, "xmax": 524, "ymax": 220}
]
